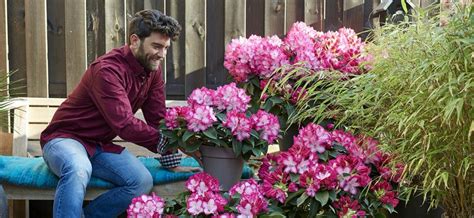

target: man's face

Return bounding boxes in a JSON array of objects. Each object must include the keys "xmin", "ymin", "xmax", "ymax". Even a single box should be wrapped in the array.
[{"xmin": 131, "ymin": 32, "xmax": 171, "ymax": 72}]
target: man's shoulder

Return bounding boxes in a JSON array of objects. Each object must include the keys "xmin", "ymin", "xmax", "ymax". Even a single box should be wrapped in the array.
[{"xmin": 92, "ymin": 48, "xmax": 128, "ymax": 73}]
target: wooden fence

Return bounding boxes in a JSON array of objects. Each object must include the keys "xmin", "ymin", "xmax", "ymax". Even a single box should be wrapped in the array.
[{"xmin": 0, "ymin": 0, "xmax": 438, "ymax": 100}]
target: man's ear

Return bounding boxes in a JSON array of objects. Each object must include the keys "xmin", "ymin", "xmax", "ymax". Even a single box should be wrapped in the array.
[{"xmin": 129, "ymin": 34, "xmax": 140, "ymax": 49}]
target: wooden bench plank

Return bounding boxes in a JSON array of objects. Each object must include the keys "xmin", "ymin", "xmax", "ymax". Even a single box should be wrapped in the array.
[{"xmin": 3, "ymin": 182, "xmax": 186, "ymax": 200}]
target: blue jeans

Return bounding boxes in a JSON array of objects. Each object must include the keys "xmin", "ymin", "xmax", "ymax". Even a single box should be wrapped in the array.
[{"xmin": 43, "ymin": 138, "xmax": 153, "ymax": 218}]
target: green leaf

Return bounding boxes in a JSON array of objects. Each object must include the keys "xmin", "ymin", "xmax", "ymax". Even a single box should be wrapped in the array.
[
  {"xmin": 250, "ymin": 129, "xmax": 260, "ymax": 138},
  {"xmin": 185, "ymin": 142, "xmax": 200, "ymax": 153},
  {"xmin": 285, "ymin": 103, "xmax": 295, "ymax": 116},
  {"xmin": 203, "ymin": 127, "xmax": 218, "ymax": 140},
  {"xmin": 290, "ymin": 173, "xmax": 300, "ymax": 183},
  {"xmin": 263, "ymin": 99, "xmax": 273, "ymax": 111},
  {"xmin": 242, "ymin": 144, "xmax": 252, "ymax": 154},
  {"xmin": 260, "ymin": 212, "xmax": 286, "ymax": 218},
  {"xmin": 296, "ymin": 192, "xmax": 309, "ymax": 207},
  {"xmin": 383, "ymin": 204, "xmax": 396, "ymax": 214},
  {"xmin": 319, "ymin": 151, "xmax": 329, "ymax": 162},
  {"xmin": 251, "ymin": 147, "xmax": 262, "ymax": 156},
  {"xmin": 315, "ymin": 191, "xmax": 329, "ymax": 206},
  {"xmin": 182, "ymin": 130, "xmax": 193, "ymax": 142},
  {"xmin": 269, "ymin": 96, "xmax": 284, "ymax": 104},
  {"xmin": 285, "ymin": 189, "xmax": 305, "ymax": 204},
  {"xmin": 215, "ymin": 113, "xmax": 226, "ymax": 122},
  {"xmin": 308, "ymin": 199, "xmax": 320, "ymax": 217},
  {"xmin": 328, "ymin": 190, "xmax": 337, "ymax": 201},
  {"xmin": 232, "ymin": 139, "xmax": 242, "ymax": 156}
]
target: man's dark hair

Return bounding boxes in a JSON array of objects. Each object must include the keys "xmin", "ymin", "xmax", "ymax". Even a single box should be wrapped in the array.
[{"xmin": 128, "ymin": 9, "xmax": 181, "ymax": 44}]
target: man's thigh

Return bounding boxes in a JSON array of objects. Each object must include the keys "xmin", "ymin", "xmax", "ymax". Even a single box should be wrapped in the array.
[
  {"xmin": 89, "ymin": 149, "xmax": 150, "ymax": 186},
  {"xmin": 42, "ymin": 138, "xmax": 91, "ymax": 177}
]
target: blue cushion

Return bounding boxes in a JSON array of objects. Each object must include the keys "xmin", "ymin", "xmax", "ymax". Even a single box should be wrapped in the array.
[{"xmin": 0, "ymin": 155, "xmax": 253, "ymax": 189}]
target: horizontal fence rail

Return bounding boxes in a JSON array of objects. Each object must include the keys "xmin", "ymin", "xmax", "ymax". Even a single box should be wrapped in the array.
[{"xmin": 1, "ymin": 0, "xmax": 438, "ymax": 100}]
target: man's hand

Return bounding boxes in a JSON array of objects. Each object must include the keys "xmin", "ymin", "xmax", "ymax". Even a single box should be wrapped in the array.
[{"xmin": 168, "ymin": 166, "xmax": 202, "ymax": 173}]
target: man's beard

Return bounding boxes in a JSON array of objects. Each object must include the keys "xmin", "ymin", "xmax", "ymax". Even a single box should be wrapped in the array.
[{"xmin": 136, "ymin": 43, "xmax": 161, "ymax": 72}]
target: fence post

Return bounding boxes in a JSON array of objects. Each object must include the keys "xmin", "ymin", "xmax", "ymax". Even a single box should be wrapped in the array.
[
  {"xmin": 104, "ymin": 0, "xmax": 126, "ymax": 52},
  {"xmin": 25, "ymin": 0, "xmax": 48, "ymax": 97},
  {"xmin": 304, "ymin": 0, "xmax": 325, "ymax": 31},
  {"xmin": 65, "ymin": 1, "xmax": 87, "ymax": 94},
  {"xmin": 285, "ymin": 0, "xmax": 304, "ymax": 33},
  {"xmin": 184, "ymin": 0, "xmax": 206, "ymax": 97},
  {"xmin": 265, "ymin": 0, "xmax": 285, "ymax": 36}
]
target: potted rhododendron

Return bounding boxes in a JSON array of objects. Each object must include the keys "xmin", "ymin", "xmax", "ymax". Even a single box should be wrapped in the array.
[
  {"xmin": 224, "ymin": 22, "xmax": 371, "ymax": 151},
  {"xmin": 160, "ymin": 82, "xmax": 280, "ymax": 190}
]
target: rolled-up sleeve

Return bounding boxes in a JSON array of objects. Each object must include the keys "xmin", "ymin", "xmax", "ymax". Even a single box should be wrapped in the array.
[{"xmin": 88, "ymin": 66, "xmax": 160, "ymax": 153}]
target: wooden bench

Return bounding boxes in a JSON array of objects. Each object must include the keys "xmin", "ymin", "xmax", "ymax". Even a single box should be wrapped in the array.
[{"xmin": 1, "ymin": 97, "xmax": 188, "ymax": 216}]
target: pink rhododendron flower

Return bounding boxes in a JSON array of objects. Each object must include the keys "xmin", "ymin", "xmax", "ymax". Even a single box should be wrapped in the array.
[
  {"xmin": 332, "ymin": 196, "xmax": 366, "ymax": 218},
  {"xmin": 214, "ymin": 83, "xmax": 251, "ymax": 112},
  {"xmin": 315, "ymin": 28, "xmax": 370, "ymax": 74},
  {"xmin": 293, "ymin": 123, "xmax": 333, "ymax": 153},
  {"xmin": 127, "ymin": 193, "xmax": 165, "ymax": 218},
  {"xmin": 372, "ymin": 180, "xmax": 400, "ymax": 208},
  {"xmin": 223, "ymin": 110, "xmax": 252, "ymax": 141},
  {"xmin": 284, "ymin": 22, "xmax": 322, "ymax": 70},
  {"xmin": 224, "ymin": 37, "xmax": 253, "ymax": 82},
  {"xmin": 188, "ymin": 87, "xmax": 215, "ymax": 107},
  {"xmin": 251, "ymin": 110, "xmax": 280, "ymax": 144},
  {"xmin": 185, "ymin": 172, "xmax": 220, "ymax": 194},
  {"xmin": 184, "ymin": 105, "xmax": 217, "ymax": 132},
  {"xmin": 260, "ymin": 168, "xmax": 290, "ymax": 203},
  {"xmin": 249, "ymin": 35, "xmax": 289, "ymax": 78}
]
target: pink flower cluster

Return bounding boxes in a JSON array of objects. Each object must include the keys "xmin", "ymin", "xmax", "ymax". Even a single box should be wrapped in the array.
[
  {"xmin": 228, "ymin": 180, "xmax": 269, "ymax": 217},
  {"xmin": 185, "ymin": 173, "xmax": 227, "ymax": 216},
  {"xmin": 164, "ymin": 83, "xmax": 280, "ymax": 144},
  {"xmin": 127, "ymin": 193, "xmax": 165, "ymax": 218},
  {"xmin": 224, "ymin": 22, "xmax": 370, "ymax": 84},
  {"xmin": 314, "ymin": 28, "xmax": 372, "ymax": 74},
  {"xmin": 257, "ymin": 123, "xmax": 401, "ymax": 214},
  {"xmin": 284, "ymin": 22, "xmax": 322, "ymax": 70},
  {"xmin": 224, "ymin": 35, "xmax": 289, "ymax": 83},
  {"xmin": 332, "ymin": 195, "xmax": 366, "ymax": 217}
]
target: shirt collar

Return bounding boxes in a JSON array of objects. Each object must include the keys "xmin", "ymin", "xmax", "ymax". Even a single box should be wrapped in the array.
[{"xmin": 124, "ymin": 45, "xmax": 153, "ymax": 77}]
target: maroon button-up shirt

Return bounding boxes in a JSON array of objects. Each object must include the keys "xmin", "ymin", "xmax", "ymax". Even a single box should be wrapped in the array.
[{"xmin": 40, "ymin": 45, "xmax": 166, "ymax": 157}]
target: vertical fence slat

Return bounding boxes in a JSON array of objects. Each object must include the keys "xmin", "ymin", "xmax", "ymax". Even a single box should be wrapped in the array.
[
  {"xmin": 246, "ymin": 0, "xmax": 265, "ymax": 37},
  {"xmin": 144, "ymin": 0, "xmax": 165, "ymax": 10},
  {"xmin": 325, "ymin": 0, "xmax": 343, "ymax": 31},
  {"xmin": 224, "ymin": 0, "xmax": 246, "ymax": 44},
  {"xmin": 264, "ymin": 0, "xmax": 285, "ymax": 36},
  {"xmin": 47, "ymin": 0, "xmax": 66, "ymax": 98},
  {"xmin": 65, "ymin": 1, "xmax": 87, "ymax": 95},
  {"xmin": 184, "ymin": 0, "xmax": 206, "ymax": 97},
  {"xmin": 25, "ymin": 0, "xmax": 48, "ymax": 97},
  {"xmin": 304, "ymin": 0, "xmax": 324, "ymax": 31},
  {"xmin": 285, "ymin": 0, "xmax": 304, "ymax": 33},
  {"xmin": 0, "ymin": 0, "xmax": 8, "ymax": 132},
  {"xmin": 104, "ymin": 0, "xmax": 126, "ymax": 52},
  {"xmin": 86, "ymin": 0, "xmax": 106, "ymax": 65},
  {"xmin": 206, "ymin": 0, "xmax": 225, "ymax": 89},
  {"xmin": 7, "ymin": 0, "xmax": 26, "ymax": 96},
  {"xmin": 166, "ymin": 0, "xmax": 185, "ymax": 99},
  {"xmin": 0, "ymin": 0, "xmax": 6, "ymax": 74},
  {"xmin": 343, "ymin": 0, "xmax": 365, "ymax": 33}
]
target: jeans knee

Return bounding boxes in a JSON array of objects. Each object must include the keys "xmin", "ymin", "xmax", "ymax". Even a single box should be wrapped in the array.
[
  {"xmin": 128, "ymin": 171, "xmax": 153, "ymax": 195},
  {"xmin": 62, "ymin": 162, "xmax": 92, "ymax": 187}
]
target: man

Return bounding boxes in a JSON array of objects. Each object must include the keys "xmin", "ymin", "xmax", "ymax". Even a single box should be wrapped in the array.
[{"xmin": 40, "ymin": 10, "xmax": 199, "ymax": 217}]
